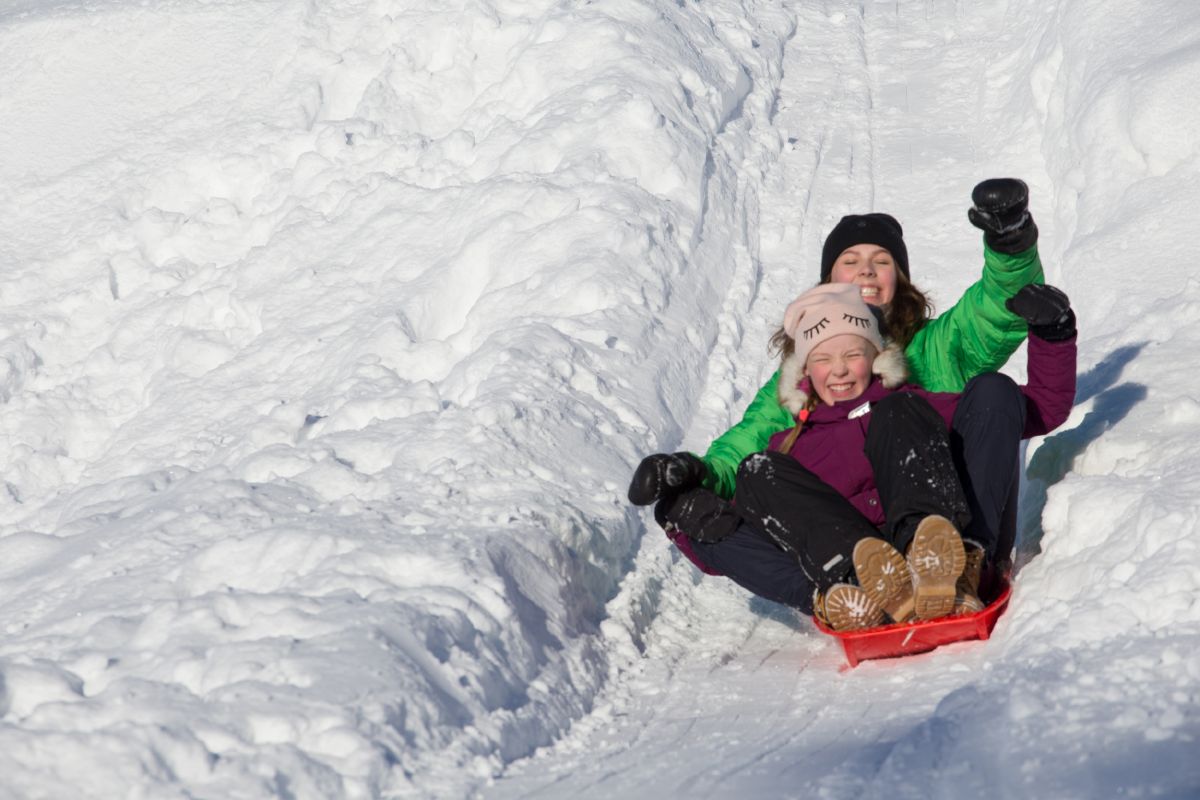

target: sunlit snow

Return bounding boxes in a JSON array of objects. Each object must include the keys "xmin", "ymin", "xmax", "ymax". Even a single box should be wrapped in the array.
[{"xmin": 2, "ymin": 1, "xmax": 1198, "ymax": 798}]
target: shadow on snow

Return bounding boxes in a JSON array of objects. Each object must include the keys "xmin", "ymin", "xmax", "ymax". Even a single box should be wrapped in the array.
[{"xmin": 1016, "ymin": 342, "xmax": 1149, "ymax": 569}]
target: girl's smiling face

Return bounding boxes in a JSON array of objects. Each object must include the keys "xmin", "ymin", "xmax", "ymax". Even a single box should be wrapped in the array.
[
  {"xmin": 804, "ymin": 333, "xmax": 877, "ymax": 405},
  {"xmin": 827, "ymin": 244, "xmax": 897, "ymax": 306}
]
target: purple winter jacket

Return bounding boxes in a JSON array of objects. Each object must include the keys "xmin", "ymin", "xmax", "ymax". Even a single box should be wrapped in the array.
[{"xmin": 766, "ymin": 335, "xmax": 1077, "ymax": 527}]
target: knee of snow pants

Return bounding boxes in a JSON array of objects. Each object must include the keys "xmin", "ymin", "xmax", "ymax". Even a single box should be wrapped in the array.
[
  {"xmin": 732, "ymin": 451, "xmax": 875, "ymax": 590},
  {"xmin": 691, "ymin": 522, "xmax": 816, "ymax": 614},
  {"xmin": 865, "ymin": 392, "xmax": 972, "ymax": 552}
]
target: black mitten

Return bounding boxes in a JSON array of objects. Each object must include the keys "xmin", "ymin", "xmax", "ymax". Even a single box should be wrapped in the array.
[
  {"xmin": 968, "ymin": 178, "xmax": 1038, "ymax": 254},
  {"xmin": 1006, "ymin": 283, "xmax": 1076, "ymax": 342},
  {"xmin": 627, "ymin": 452, "xmax": 707, "ymax": 506},
  {"xmin": 655, "ymin": 487, "xmax": 740, "ymax": 543}
]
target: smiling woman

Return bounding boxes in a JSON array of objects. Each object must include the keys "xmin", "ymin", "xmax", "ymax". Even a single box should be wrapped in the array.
[
  {"xmin": 683, "ymin": 178, "xmax": 1045, "ymax": 500},
  {"xmin": 829, "ymin": 244, "xmax": 896, "ymax": 303},
  {"xmin": 810, "ymin": 212, "xmax": 932, "ymax": 366},
  {"xmin": 627, "ymin": 178, "xmax": 1049, "ymax": 601},
  {"xmin": 823, "ymin": 213, "xmax": 906, "ymax": 300}
]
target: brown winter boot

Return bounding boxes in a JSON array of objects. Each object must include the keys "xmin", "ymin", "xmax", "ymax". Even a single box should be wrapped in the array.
[
  {"xmin": 953, "ymin": 539, "xmax": 987, "ymax": 615},
  {"xmin": 906, "ymin": 515, "xmax": 967, "ymax": 620},
  {"xmin": 853, "ymin": 537, "xmax": 915, "ymax": 623},
  {"xmin": 952, "ymin": 593, "xmax": 986, "ymax": 615},
  {"xmin": 813, "ymin": 588, "xmax": 829, "ymax": 626},
  {"xmin": 820, "ymin": 584, "xmax": 885, "ymax": 631}
]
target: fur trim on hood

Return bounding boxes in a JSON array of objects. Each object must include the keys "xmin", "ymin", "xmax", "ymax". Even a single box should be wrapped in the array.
[{"xmin": 778, "ymin": 342, "xmax": 908, "ymax": 416}]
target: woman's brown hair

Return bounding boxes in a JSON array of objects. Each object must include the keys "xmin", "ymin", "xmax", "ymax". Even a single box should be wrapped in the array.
[{"xmin": 879, "ymin": 268, "xmax": 934, "ymax": 348}]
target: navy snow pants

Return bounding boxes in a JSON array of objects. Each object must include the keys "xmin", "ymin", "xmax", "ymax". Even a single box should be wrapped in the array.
[{"xmin": 688, "ymin": 373, "xmax": 1025, "ymax": 613}]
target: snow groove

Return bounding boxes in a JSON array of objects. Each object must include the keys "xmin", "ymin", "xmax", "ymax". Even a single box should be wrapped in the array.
[
  {"xmin": 488, "ymin": 3, "xmax": 1200, "ymax": 797},
  {"xmin": 4, "ymin": 0, "xmax": 1200, "ymax": 798}
]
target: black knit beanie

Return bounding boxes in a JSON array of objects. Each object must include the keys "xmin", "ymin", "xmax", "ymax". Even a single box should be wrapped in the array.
[{"xmin": 819, "ymin": 213, "xmax": 909, "ymax": 283}]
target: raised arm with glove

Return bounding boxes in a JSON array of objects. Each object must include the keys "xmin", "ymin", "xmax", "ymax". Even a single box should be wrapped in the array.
[{"xmin": 968, "ymin": 177, "xmax": 1039, "ymax": 254}]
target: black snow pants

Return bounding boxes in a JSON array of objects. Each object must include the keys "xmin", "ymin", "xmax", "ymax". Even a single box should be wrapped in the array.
[
  {"xmin": 689, "ymin": 373, "xmax": 1025, "ymax": 612},
  {"xmin": 950, "ymin": 372, "xmax": 1026, "ymax": 565}
]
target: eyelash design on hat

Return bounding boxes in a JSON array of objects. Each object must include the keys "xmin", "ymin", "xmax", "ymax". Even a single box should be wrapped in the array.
[
  {"xmin": 802, "ymin": 317, "xmax": 830, "ymax": 339},
  {"xmin": 843, "ymin": 313, "xmax": 871, "ymax": 328}
]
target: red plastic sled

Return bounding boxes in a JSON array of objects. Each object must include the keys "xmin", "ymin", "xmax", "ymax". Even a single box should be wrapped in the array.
[{"xmin": 813, "ymin": 578, "xmax": 1012, "ymax": 668}]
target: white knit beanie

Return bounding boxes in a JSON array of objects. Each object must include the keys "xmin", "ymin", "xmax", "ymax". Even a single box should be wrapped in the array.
[{"xmin": 782, "ymin": 283, "xmax": 885, "ymax": 365}]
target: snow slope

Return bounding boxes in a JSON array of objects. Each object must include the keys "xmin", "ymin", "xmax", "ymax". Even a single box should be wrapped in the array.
[
  {"xmin": 493, "ymin": 2, "xmax": 1200, "ymax": 798},
  {"xmin": 1, "ymin": 0, "xmax": 1198, "ymax": 798}
]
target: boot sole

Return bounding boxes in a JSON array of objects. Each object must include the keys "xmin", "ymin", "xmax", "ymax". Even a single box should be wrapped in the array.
[
  {"xmin": 853, "ymin": 538, "xmax": 915, "ymax": 623},
  {"xmin": 908, "ymin": 516, "xmax": 966, "ymax": 620},
  {"xmin": 823, "ymin": 584, "xmax": 884, "ymax": 631}
]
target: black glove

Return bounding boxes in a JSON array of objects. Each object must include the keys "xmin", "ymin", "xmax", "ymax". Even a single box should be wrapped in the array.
[
  {"xmin": 968, "ymin": 178, "xmax": 1038, "ymax": 254},
  {"xmin": 655, "ymin": 487, "xmax": 740, "ymax": 543},
  {"xmin": 1006, "ymin": 283, "xmax": 1076, "ymax": 342},
  {"xmin": 627, "ymin": 452, "xmax": 706, "ymax": 506}
]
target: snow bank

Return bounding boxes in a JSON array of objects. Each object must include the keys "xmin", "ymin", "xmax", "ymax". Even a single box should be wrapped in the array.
[
  {"xmin": 861, "ymin": 1, "xmax": 1200, "ymax": 794},
  {"xmin": 488, "ymin": 2, "xmax": 1200, "ymax": 797},
  {"xmin": 8, "ymin": 0, "xmax": 1200, "ymax": 796},
  {"xmin": 0, "ymin": 0, "xmax": 791, "ymax": 796}
]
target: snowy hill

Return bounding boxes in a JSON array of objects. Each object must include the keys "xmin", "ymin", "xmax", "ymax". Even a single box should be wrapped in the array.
[{"xmin": 1, "ymin": 0, "xmax": 1198, "ymax": 798}]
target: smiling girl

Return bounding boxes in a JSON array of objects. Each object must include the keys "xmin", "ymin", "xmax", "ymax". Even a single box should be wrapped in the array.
[{"xmin": 717, "ymin": 281, "xmax": 1077, "ymax": 630}]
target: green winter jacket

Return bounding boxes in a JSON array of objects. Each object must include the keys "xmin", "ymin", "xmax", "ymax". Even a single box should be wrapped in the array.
[{"xmin": 700, "ymin": 240, "xmax": 1044, "ymax": 499}]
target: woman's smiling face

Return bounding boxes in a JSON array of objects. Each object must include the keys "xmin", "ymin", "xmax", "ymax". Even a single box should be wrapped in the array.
[
  {"xmin": 804, "ymin": 333, "xmax": 877, "ymax": 405},
  {"xmin": 827, "ymin": 243, "xmax": 897, "ymax": 306}
]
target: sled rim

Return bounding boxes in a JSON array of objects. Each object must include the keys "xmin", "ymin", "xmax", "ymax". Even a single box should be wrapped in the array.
[{"xmin": 814, "ymin": 579, "xmax": 1012, "ymax": 667}]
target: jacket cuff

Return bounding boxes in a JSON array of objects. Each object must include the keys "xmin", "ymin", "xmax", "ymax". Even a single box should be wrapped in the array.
[
  {"xmin": 986, "ymin": 219, "xmax": 1039, "ymax": 255},
  {"xmin": 1029, "ymin": 308, "xmax": 1077, "ymax": 343}
]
